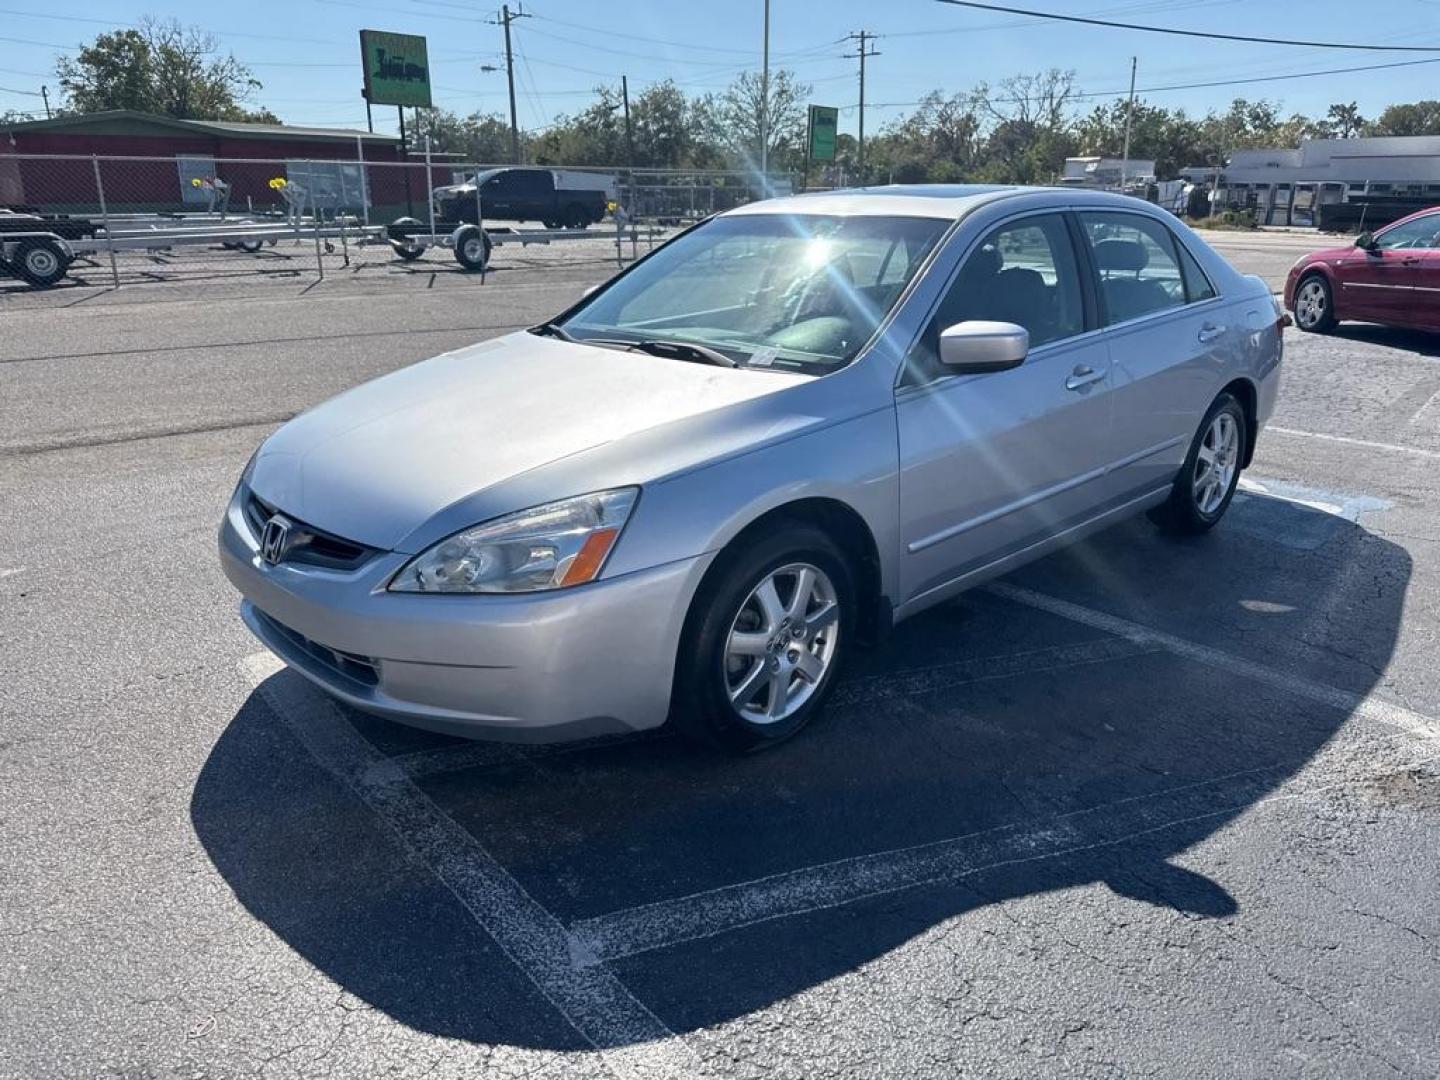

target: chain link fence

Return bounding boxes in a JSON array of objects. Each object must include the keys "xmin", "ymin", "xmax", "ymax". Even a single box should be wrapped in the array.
[{"xmin": 0, "ymin": 151, "xmax": 789, "ymax": 294}]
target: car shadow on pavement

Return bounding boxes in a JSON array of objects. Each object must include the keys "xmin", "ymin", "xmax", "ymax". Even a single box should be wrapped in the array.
[
  {"xmin": 1327, "ymin": 323, "xmax": 1440, "ymax": 358},
  {"xmin": 192, "ymin": 492, "xmax": 1411, "ymax": 1047}
]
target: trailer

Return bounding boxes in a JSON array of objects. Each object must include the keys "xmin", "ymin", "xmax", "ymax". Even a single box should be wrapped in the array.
[
  {"xmin": 384, "ymin": 216, "xmax": 656, "ymax": 272},
  {"xmin": 0, "ymin": 209, "xmax": 379, "ymax": 287},
  {"xmin": 2, "ymin": 206, "xmax": 656, "ymax": 288}
]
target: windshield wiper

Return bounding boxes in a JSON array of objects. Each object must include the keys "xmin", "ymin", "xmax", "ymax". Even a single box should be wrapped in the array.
[
  {"xmin": 621, "ymin": 338, "xmax": 738, "ymax": 368},
  {"xmin": 530, "ymin": 326, "xmax": 738, "ymax": 368},
  {"xmin": 529, "ymin": 320, "xmax": 578, "ymax": 342}
]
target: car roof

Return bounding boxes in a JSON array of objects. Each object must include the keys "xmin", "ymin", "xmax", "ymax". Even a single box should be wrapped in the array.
[
  {"xmin": 724, "ymin": 184, "xmax": 1016, "ymax": 220},
  {"xmin": 725, "ymin": 184, "xmax": 1160, "ymax": 221}
]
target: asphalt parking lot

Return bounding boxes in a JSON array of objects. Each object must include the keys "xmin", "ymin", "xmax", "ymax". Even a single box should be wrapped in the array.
[{"xmin": 2, "ymin": 228, "xmax": 1439, "ymax": 1079}]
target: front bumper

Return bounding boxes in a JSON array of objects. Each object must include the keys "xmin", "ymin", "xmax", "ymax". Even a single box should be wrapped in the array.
[{"xmin": 220, "ymin": 489, "xmax": 711, "ymax": 742}]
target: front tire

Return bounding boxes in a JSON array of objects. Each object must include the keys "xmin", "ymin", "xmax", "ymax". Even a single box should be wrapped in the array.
[
  {"xmin": 671, "ymin": 525, "xmax": 854, "ymax": 752},
  {"xmin": 1293, "ymin": 272, "xmax": 1336, "ymax": 333},
  {"xmin": 1149, "ymin": 393, "xmax": 1247, "ymax": 535},
  {"xmin": 452, "ymin": 225, "xmax": 491, "ymax": 271}
]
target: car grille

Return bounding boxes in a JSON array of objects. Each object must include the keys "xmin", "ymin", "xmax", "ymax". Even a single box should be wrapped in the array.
[
  {"xmin": 244, "ymin": 489, "xmax": 378, "ymax": 571},
  {"xmin": 253, "ymin": 607, "xmax": 380, "ymax": 688}
]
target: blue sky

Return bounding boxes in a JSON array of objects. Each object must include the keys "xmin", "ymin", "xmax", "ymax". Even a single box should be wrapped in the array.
[{"xmin": 3, "ymin": 0, "xmax": 1438, "ymax": 139}]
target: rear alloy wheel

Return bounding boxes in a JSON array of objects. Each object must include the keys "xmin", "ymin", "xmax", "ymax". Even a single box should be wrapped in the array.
[
  {"xmin": 1293, "ymin": 273, "xmax": 1336, "ymax": 333},
  {"xmin": 13, "ymin": 239, "xmax": 69, "ymax": 287},
  {"xmin": 672, "ymin": 526, "xmax": 854, "ymax": 751},
  {"xmin": 1149, "ymin": 393, "xmax": 1247, "ymax": 535},
  {"xmin": 565, "ymin": 206, "xmax": 591, "ymax": 230}
]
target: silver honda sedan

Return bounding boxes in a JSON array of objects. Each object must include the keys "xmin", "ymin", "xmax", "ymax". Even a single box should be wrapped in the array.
[{"xmin": 221, "ymin": 185, "xmax": 1282, "ymax": 751}]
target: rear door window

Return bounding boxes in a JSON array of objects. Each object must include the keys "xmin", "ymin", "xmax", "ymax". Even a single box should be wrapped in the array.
[
  {"xmin": 1175, "ymin": 239, "xmax": 1216, "ymax": 302},
  {"xmin": 1079, "ymin": 212, "xmax": 1189, "ymax": 324}
]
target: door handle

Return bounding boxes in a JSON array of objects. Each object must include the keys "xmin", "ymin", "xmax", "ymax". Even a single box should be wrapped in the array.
[
  {"xmin": 1197, "ymin": 323, "xmax": 1225, "ymax": 343},
  {"xmin": 1065, "ymin": 365, "xmax": 1105, "ymax": 392}
]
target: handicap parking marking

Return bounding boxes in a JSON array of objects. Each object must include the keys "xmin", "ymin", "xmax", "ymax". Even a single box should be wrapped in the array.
[
  {"xmin": 1236, "ymin": 475, "xmax": 1390, "ymax": 523},
  {"xmin": 236, "ymin": 652, "xmax": 704, "ymax": 1080},
  {"xmin": 1228, "ymin": 475, "xmax": 1392, "ymax": 551}
]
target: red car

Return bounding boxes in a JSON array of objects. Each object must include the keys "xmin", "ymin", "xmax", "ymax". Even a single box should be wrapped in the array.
[{"xmin": 1284, "ymin": 206, "xmax": 1440, "ymax": 333}]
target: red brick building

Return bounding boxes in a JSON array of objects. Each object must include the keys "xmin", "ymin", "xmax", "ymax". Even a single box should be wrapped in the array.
[{"xmin": 0, "ymin": 110, "xmax": 412, "ymax": 214}]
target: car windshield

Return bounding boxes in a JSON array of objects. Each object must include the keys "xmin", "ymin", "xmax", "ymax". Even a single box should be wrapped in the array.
[{"xmin": 556, "ymin": 213, "xmax": 949, "ymax": 373}]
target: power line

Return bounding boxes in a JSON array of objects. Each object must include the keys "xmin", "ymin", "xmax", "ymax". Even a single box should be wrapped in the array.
[
  {"xmin": 933, "ymin": 0, "xmax": 1440, "ymax": 51},
  {"xmin": 528, "ymin": 12, "xmax": 779, "ymax": 56},
  {"xmin": 0, "ymin": 7, "xmax": 346, "ymax": 46},
  {"xmin": 846, "ymin": 53, "xmax": 1440, "ymax": 113}
]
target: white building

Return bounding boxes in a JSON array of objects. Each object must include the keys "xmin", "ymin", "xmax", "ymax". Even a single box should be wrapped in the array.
[
  {"xmin": 1061, "ymin": 156, "xmax": 1156, "ymax": 190},
  {"xmin": 1181, "ymin": 135, "xmax": 1440, "ymax": 226}
]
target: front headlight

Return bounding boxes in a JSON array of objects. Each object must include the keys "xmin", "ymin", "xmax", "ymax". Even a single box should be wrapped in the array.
[{"xmin": 388, "ymin": 487, "xmax": 638, "ymax": 594}]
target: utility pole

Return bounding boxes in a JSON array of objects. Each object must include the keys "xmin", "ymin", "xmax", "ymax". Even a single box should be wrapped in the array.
[
  {"xmin": 759, "ymin": 0, "xmax": 770, "ymax": 183},
  {"xmin": 844, "ymin": 31, "xmax": 879, "ymax": 175},
  {"xmin": 40, "ymin": 84, "xmax": 51, "ymax": 119},
  {"xmin": 1119, "ymin": 56, "xmax": 1137, "ymax": 193},
  {"xmin": 496, "ymin": 4, "xmax": 530, "ymax": 164},
  {"xmin": 621, "ymin": 74, "xmax": 635, "ymax": 178}
]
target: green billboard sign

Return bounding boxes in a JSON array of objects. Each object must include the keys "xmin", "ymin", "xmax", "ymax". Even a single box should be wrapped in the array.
[
  {"xmin": 808, "ymin": 105, "xmax": 839, "ymax": 162},
  {"xmin": 360, "ymin": 30, "xmax": 433, "ymax": 108}
]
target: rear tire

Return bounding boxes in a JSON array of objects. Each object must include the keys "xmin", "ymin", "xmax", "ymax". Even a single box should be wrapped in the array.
[
  {"xmin": 565, "ymin": 205, "xmax": 590, "ymax": 230},
  {"xmin": 1149, "ymin": 392, "xmax": 1248, "ymax": 535},
  {"xmin": 13, "ymin": 239, "xmax": 69, "ymax": 287},
  {"xmin": 671, "ymin": 525, "xmax": 854, "ymax": 752},
  {"xmin": 1293, "ymin": 272, "xmax": 1336, "ymax": 333}
]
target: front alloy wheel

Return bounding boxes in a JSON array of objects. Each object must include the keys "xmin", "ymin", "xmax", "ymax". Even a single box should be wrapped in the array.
[
  {"xmin": 673, "ymin": 525, "xmax": 854, "ymax": 751},
  {"xmin": 724, "ymin": 563, "xmax": 840, "ymax": 725},
  {"xmin": 1293, "ymin": 274, "xmax": 1335, "ymax": 332}
]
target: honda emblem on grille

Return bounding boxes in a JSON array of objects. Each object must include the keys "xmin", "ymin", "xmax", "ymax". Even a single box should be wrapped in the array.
[{"xmin": 259, "ymin": 515, "xmax": 292, "ymax": 565}]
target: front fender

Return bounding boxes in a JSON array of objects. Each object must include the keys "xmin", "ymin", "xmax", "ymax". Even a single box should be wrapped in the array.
[{"xmin": 603, "ymin": 405, "xmax": 902, "ymax": 605}]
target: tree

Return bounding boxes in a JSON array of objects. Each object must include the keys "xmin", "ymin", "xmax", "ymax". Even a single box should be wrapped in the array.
[
  {"xmin": 57, "ymin": 19, "xmax": 274, "ymax": 122},
  {"xmin": 1366, "ymin": 100, "xmax": 1440, "ymax": 137},
  {"xmin": 425, "ymin": 109, "xmax": 518, "ymax": 163},
  {"xmin": 1074, "ymin": 98, "xmax": 1204, "ymax": 179},
  {"xmin": 697, "ymin": 69, "xmax": 811, "ymax": 171},
  {"xmin": 869, "ymin": 91, "xmax": 982, "ymax": 184},
  {"xmin": 1325, "ymin": 102, "xmax": 1366, "ymax": 139}
]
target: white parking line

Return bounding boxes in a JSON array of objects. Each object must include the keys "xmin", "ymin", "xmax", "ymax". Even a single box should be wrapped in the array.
[
  {"xmin": 986, "ymin": 584, "xmax": 1440, "ymax": 745},
  {"xmin": 570, "ymin": 747, "xmax": 1439, "ymax": 966},
  {"xmin": 1267, "ymin": 426, "xmax": 1440, "ymax": 461},
  {"xmin": 238, "ymin": 653, "xmax": 700, "ymax": 1080},
  {"xmin": 0, "ymin": 567, "xmax": 26, "ymax": 580},
  {"xmin": 566, "ymin": 586, "xmax": 1440, "ymax": 965}
]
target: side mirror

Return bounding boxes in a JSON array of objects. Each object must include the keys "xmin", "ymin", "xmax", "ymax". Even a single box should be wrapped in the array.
[
  {"xmin": 1354, "ymin": 230, "xmax": 1377, "ymax": 251},
  {"xmin": 938, "ymin": 320, "xmax": 1029, "ymax": 375}
]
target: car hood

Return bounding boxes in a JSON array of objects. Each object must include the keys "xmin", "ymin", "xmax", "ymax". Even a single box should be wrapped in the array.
[
  {"xmin": 1297, "ymin": 245, "xmax": 1355, "ymax": 265},
  {"xmin": 248, "ymin": 332, "xmax": 810, "ymax": 551}
]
